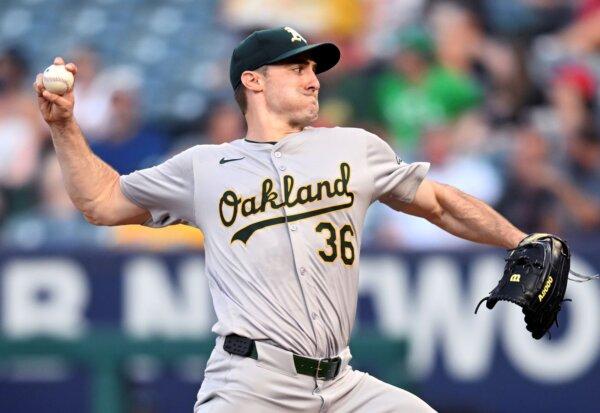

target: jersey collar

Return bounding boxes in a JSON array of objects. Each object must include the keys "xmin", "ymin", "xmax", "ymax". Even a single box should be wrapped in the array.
[
  {"xmin": 244, "ymin": 139, "xmax": 277, "ymax": 145},
  {"xmin": 242, "ymin": 127, "xmax": 312, "ymax": 148}
]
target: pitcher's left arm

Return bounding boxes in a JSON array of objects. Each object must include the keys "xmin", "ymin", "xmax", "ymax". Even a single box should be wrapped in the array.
[{"xmin": 382, "ymin": 179, "xmax": 526, "ymax": 249}]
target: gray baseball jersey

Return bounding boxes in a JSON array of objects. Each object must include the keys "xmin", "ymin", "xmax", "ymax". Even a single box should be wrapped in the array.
[{"xmin": 120, "ymin": 126, "xmax": 429, "ymax": 358}]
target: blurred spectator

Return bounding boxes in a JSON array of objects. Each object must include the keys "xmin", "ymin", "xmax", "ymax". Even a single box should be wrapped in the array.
[
  {"xmin": 361, "ymin": 0, "xmax": 426, "ymax": 59},
  {"xmin": 428, "ymin": 1, "xmax": 484, "ymax": 73},
  {"xmin": 498, "ymin": 122, "xmax": 600, "ymax": 235},
  {"xmin": 200, "ymin": 100, "xmax": 245, "ymax": 145},
  {"xmin": 70, "ymin": 45, "xmax": 112, "ymax": 140},
  {"xmin": 428, "ymin": 2, "xmax": 526, "ymax": 125},
  {"xmin": 561, "ymin": 3, "xmax": 600, "ymax": 53},
  {"xmin": 542, "ymin": 125, "xmax": 600, "ymax": 233},
  {"xmin": 0, "ymin": 46, "xmax": 46, "ymax": 220},
  {"xmin": 90, "ymin": 66, "xmax": 168, "ymax": 175},
  {"xmin": 548, "ymin": 62, "xmax": 597, "ymax": 138},
  {"xmin": 364, "ymin": 126, "xmax": 501, "ymax": 250},
  {"xmin": 315, "ymin": 32, "xmax": 377, "ymax": 130},
  {"xmin": 372, "ymin": 25, "xmax": 482, "ymax": 152},
  {"xmin": 429, "ymin": 2, "xmax": 527, "ymax": 99},
  {"xmin": 1, "ymin": 152, "xmax": 108, "ymax": 248},
  {"xmin": 496, "ymin": 124, "xmax": 560, "ymax": 234},
  {"xmin": 172, "ymin": 100, "xmax": 244, "ymax": 153}
]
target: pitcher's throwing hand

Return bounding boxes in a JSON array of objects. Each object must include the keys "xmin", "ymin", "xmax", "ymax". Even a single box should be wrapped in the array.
[{"xmin": 34, "ymin": 56, "xmax": 77, "ymax": 125}]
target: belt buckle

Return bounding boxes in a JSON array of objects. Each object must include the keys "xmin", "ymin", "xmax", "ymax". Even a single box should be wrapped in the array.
[
  {"xmin": 315, "ymin": 357, "xmax": 341, "ymax": 380},
  {"xmin": 315, "ymin": 358, "xmax": 325, "ymax": 380}
]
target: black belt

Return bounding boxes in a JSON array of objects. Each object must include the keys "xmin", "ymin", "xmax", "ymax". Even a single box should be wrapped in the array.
[{"xmin": 223, "ymin": 334, "xmax": 342, "ymax": 380}]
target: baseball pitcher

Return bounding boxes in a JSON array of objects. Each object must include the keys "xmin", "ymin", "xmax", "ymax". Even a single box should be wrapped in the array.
[{"xmin": 35, "ymin": 27, "xmax": 579, "ymax": 412}]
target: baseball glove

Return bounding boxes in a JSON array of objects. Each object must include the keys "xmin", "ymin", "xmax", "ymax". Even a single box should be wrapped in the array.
[{"xmin": 475, "ymin": 233, "xmax": 572, "ymax": 339}]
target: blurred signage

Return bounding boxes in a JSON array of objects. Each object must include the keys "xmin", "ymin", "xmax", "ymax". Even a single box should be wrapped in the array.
[{"xmin": 0, "ymin": 248, "xmax": 598, "ymax": 412}]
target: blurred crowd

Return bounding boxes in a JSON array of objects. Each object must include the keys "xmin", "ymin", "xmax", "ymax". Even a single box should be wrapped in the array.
[{"xmin": 0, "ymin": 0, "xmax": 598, "ymax": 251}]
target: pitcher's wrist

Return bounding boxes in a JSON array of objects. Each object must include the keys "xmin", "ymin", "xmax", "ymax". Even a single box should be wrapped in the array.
[{"xmin": 49, "ymin": 117, "xmax": 78, "ymax": 134}]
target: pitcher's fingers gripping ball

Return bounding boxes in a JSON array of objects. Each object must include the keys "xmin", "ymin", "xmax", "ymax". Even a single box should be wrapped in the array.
[
  {"xmin": 42, "ymin": 64, "xmax": 74, "ymax": 95},
  {"xmin": 34, "ymin": 57, "xmax": 78, "ymax": 124}
]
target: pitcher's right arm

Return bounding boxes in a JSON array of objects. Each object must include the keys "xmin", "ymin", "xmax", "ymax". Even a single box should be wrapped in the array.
[{"xmin": 34, "ymin": 57, "xmax": 150, "ymax": 226}]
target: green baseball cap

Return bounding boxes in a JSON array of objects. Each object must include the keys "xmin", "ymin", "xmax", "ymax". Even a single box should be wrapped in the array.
[{"xmin": 229, "ymin": 27, "xmax": 340, "ymax": 89}]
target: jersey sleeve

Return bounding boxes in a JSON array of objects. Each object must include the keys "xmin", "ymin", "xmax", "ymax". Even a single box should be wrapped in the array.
[
  {"xmin": 365, "ymin": 131, "xmax": 430, "ymax": 203},
  {"xmin": 119, "ymin": 147, "xmax": 196, "ymax": 227}
]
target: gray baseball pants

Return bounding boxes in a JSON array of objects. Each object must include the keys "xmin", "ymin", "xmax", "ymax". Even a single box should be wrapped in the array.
[{"xmin": 194, "ymin": 336, "xmax": 436, "ymax": 412}]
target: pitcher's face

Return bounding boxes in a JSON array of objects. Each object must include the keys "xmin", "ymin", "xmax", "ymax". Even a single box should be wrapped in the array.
[{"xmin": 263, "ymin": 57, "xmax": 320, "ymax": 128}]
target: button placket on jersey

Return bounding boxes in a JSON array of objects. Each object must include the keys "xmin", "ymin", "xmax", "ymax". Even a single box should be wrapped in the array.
[
  {"xmin": 272, "ymin": 148, "xmax": 320, "ymax": 339},
  {"xmin": 272, "ymin": 150, "xmax": 295, "ymax": 234}
]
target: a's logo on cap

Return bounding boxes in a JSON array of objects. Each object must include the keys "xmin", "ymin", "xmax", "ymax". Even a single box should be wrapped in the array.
[{"xmin": 284, "ymin": 27, "xmax": 307, "ymax": 43}]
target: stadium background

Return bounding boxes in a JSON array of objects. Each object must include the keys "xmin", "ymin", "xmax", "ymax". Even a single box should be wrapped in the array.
[{"xmin": 0, "ymin": 0, "xmax": 599, "ymax": 412}]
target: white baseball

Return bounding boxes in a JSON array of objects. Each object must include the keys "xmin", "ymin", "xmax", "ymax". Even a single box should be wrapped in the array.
[{"xmin": 42, "ymin": 64, "xmax": 74, "ymax": 95}]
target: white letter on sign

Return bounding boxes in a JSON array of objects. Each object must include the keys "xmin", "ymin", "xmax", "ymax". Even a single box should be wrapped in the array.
[
  {"xmin": 2, "ymin": 259, "xmax": 89, "ymax": 338},
  {"xmin": 124, "ymin": 257, "xmax": 212, "ymax": 338},
  {"xmin": 408, "ymin": 255, "xmax": 500, "ymax": 381}
]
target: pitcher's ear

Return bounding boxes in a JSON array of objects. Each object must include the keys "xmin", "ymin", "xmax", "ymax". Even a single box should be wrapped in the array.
[{"xmin": 241, "ymin": 70, "xmax": 264, "ymax": 92}]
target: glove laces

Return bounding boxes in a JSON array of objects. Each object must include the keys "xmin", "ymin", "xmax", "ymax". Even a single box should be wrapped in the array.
[{"xmin": 569, "ymin": 269, "xmax": 600, "ymax": 283}]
